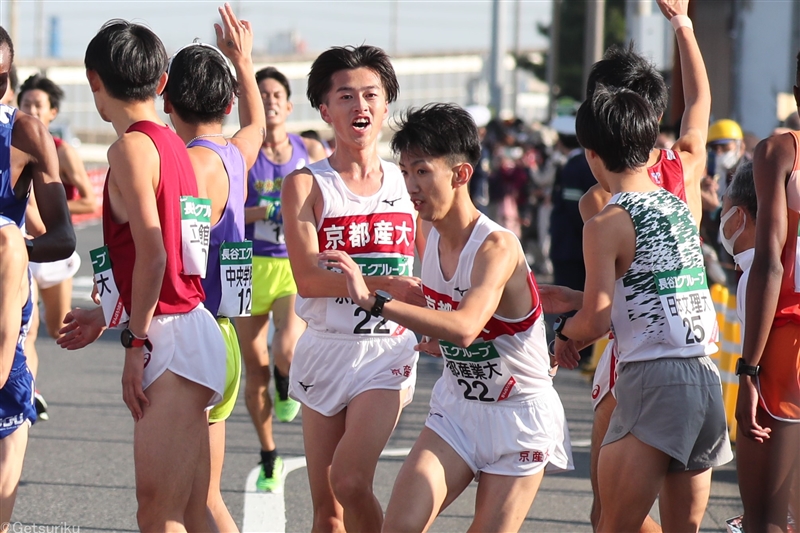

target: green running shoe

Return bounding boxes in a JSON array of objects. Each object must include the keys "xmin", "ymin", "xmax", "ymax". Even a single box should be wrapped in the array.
[
  {"xmin": 274, "ymin": 391, "xmax": 300, "ymax": 423},
  {"xmin": 256, "ymin": 456, "xmax": 284, "ymax": 493}
]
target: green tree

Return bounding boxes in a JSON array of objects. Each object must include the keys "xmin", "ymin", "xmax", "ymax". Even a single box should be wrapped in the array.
[{"xmin": 515, "ymin": 0, "xmax": 627, "ymax": 102}]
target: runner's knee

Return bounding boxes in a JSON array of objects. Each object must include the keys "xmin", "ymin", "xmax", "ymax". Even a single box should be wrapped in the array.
[
  {"xmin": 311, "ymin": 510, "xmax": 344, "ymax": 533},
  {"xmin": 244, "ymin": 363, "xmax": 271, "ymax": 384},
  {"xmin": 330, "ymin": 466, "xmax": 371, "ymax": 505}
]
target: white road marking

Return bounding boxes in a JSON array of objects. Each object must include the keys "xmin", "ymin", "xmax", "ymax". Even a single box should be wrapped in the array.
[
  {"xmin": 243, "ymin": 447, "xmax": 412, "ymax": 533},
  {"xmin": 72, "ymin": 275, "xmax": 95, "ymax": 303},
  {"xmin": 243, "ymin": 438, "xmax": 589, "ymax": 531}
]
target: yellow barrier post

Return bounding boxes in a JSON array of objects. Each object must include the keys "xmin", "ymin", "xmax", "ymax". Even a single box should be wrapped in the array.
[{"xmin": 710, "ymin": 283, "xmax": 740, "ymax": 442}]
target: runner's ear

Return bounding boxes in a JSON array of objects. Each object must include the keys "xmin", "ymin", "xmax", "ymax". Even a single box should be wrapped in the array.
[
  {"xmin": 86, "ymin": 70, "xmax": 102, "ymax": 93},
  {"xmin": 319, "ymin": 103, "xmax": 332, "ymax": 124},
  {"xmin": 452, "ymin": 162, "xmax": 472, "ymax": 188},
  {"xmin": 155, "ymin": 71, "xmax": 168, "ymax": 97}
]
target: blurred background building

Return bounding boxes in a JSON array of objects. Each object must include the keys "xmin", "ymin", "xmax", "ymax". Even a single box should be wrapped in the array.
[{"xmin": 5, "ymin": 0, "xmax": 800, "ymax": 144}]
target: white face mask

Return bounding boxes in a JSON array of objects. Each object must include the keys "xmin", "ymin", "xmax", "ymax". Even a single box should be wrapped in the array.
[
  {"xmin": 715, "ymin": 148, "xmax": 740, "ymax": 174},
  {"xmin": 720, "ymin": 206, "xmax": 745, "ymax": 256}
]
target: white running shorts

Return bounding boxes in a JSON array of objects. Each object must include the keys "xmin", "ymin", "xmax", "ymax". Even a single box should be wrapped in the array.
[
  {"xmin": 426, "ymin": 378, "xmax": 574, "ymax": 477},
  {"xmin": 141, "ymin": 304, "xmax": 226, "ymax": 408},
  {"xmin": 289, "ymin": 327, "xmax": 418, "ymax": 417}
]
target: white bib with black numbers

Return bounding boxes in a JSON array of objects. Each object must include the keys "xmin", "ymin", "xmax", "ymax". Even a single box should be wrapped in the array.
[
  {"xmin": 654, "ymin": 267, "xmax": 717, "ymax": 348},
  {"xmin": 295, "ymin": 158, "xmax": 416, "ymax": 336},
  {"xmin": 217, "ymin": 241, "xmax": 253, "ymax": 318},
  {"xmin": 421, "ymin": 215, "xmax": 553, "ymax": 403}
]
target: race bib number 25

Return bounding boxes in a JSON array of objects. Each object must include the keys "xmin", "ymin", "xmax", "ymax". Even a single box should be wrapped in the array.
[{"xmin": 654, "ymin": 268, "xmax": 718, "ymax": 347}]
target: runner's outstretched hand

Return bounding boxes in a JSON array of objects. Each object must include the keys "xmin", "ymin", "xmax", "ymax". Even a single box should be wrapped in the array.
[
  {"xmin": 57, "ymin": 306, "xmax": 105, "ymax": 350},
  {"xmin": 318, "ymin": 250, "xmax": 371, "ymax": 308},
  {"xmin": 554, "ymin": 336, "xmax": 581, "ymax": 370},
  {"xmin": 656, "ymin": 0, "xmax": 689, "ymax": 20},
  {"xmin": 215, "ymin": 3, "xmax": 252, "ymax": 64}
]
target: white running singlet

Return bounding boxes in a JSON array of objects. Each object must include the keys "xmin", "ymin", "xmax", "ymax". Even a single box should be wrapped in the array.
[
  {"xmin": 296, "ymin": 158, "xmax": 416, "ymax": 336},
  {"xmin": 422, "ymin": 214, "xmax": 553, "ymax": 402}
]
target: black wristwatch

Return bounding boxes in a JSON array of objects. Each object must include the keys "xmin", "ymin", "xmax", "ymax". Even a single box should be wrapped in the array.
[
  {"xmin": 735, "ymin": 357, "xmax": 760, "ymax": 377},
  {"xmin": 553, "ymin": 314, "xmax": 569, "ymax": 341},
  {"xmin": 369, "ymin": 290, "xmax": 393, "ymax": 317},
  {"xmin": 120, "ymin": 328, "xmax": 152, "ymax": 351}
]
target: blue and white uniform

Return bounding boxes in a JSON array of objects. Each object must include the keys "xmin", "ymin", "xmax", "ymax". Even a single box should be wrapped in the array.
[
  {"xmin": 0, "ymin": 105, "xmax": 25, "ymax": 226},
  {"xmin": 0, "ymin": 215, "xmax": 37, "ymax": 438}
]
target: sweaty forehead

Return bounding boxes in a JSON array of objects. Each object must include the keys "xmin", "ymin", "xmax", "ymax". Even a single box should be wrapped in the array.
[
  {"xmin": 331, "ymin": 67, "xmax": 384, "ymax": 91},
  {"xmin": 259, "ymin": 77, "xmax": 287, "ymax": 95},
  {"xmin": 0, "ymin": 44, "xmax": 10, "ymax": 73}
]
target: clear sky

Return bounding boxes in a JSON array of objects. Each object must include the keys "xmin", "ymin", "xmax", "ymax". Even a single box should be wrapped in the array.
[{"xmin": 2, "ymin": 0, "xmax": 553, "ymax": 61}]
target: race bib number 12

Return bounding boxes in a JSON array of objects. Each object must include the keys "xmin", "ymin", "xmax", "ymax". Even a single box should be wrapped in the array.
[
  {"xmin": 180, "ymin": 196, "xmax": 211, "ymax": 277},
  {"xmin": 90, "ymin": 246, "xmax": 129, "ymax": 328},
  {"xmin": 217, "ymin": 241, "xmax": 253, "ymax": 318}
]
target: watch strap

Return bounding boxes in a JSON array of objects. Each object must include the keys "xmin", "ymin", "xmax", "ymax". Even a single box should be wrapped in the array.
[
  {"xmin": 554, "ymin": 314, "xmax": 569, "ymax": 341},
  {"xmin": 370, "ymin": 294, "xmax": 387, "ymax": 318},
  {"xmin": 735, "ymin": 358, "xmax": 760, "ymax": 376}
]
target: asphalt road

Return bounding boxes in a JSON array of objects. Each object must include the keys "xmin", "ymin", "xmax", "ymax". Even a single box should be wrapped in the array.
[{"xmin": 8, "ymin": 221, "xmax": 744, "ymax": 532}]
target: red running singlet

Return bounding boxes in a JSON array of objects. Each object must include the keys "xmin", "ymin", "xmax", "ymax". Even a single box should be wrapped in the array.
[{"xmin": 102, "ymin": 121, "xmax": 204, "ymax": 316}]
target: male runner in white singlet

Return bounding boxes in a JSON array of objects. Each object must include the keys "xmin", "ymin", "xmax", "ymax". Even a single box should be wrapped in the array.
[
  {"xmin": 281, "ymin": 45, "xmax": 426, "ymax": 532},
  {"xmin": 574, "ymin": 2, "xmax": 711, "ymax": 529},
  {"xmin": 554, "ymin": 69, "xmax": 731, "ymax": 530},
  {"xmin": 322, "ymin": 103, "xmax": 572, "ymax": 533}
]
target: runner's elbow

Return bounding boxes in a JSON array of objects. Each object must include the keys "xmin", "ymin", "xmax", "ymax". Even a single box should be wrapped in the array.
[
  {"xmin": 450, "ymin": 325, "xmax": 482, "ymax": 348},
  {"xmin": 294, "ymin": 273, "xmax": 320, "ymax": 298}
]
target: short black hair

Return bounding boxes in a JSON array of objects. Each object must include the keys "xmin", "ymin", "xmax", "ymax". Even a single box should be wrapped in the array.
[
  {"xmin": 796, "ymin": 50, "xmax": 800, "ymax": 86},
  {"xmin": 18, "ymin": 74, "xmax": 64, "ymax": 110},
  {"xmin": 256, "ymin": 67, "xmax": 291, "ymax": 99},
  {"xmin": 0, "ymin": 26, "xmax": 14, "ymax": 63},
  {"xmin": 307, "ymin": 45, "xmax": 398, "ymax": 110},
  {"xmin": 576, "ymin": 84, "xmax": 658, "ymax": 173},
  {"xmin": 300, "ymin": 129, "xmax": 321, "ymax": 142},
  {"xmin": 391, "ymin": 103, "xmax": 481, "ymax": 166},
  {"xmin": 727, "ymin": 160, "xmax": 757, "ymax": 219},
  {"xmin": 587, "ymin": 43, "xmax": 668, "ymax": 118},
  {"xmin": 84, "ymin": 19, "xmax": 167, "ymax": 102},
  {"xmin": 164, "ymin": 45, "xmax": 237, "ymax": 125},
  {"xmin": 559, "ymin": 133, "xmax": 581, "ymax": 151}
]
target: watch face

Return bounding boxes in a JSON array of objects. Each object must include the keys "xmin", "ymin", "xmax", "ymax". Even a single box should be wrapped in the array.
[
  {"xmin": 120, "ymin": 329, "xmax": 133, "ymax": 348},
  {"xmin": 375, "ymin": 290, "xmax": 393, "ymax": 302}
]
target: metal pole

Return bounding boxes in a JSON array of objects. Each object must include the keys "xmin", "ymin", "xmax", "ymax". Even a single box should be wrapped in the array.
[
  {"xmin": 512, "ymin": 0, "xmax": 521, "ymax": 117},
  {"xmin": 583, "ymin": 0, "xmax": 606, "ymax": 91},
  {"xmin": 8, "ymin": 0, "xmax": 19, "ymax": 51},
  {"xmin": 35, "ymin": 0, "xmax": 44, "ymax": 59},
  {"xmin": 546, "ymin": 0, "xmax": 562, "ymax": 121},
  {"xmin": 390, "ymin": 0, "xmax": 399, "ymax": 55},
  {"xmin": 489, "ymin": 0, "xmax": 508, "ymax": 116}
]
